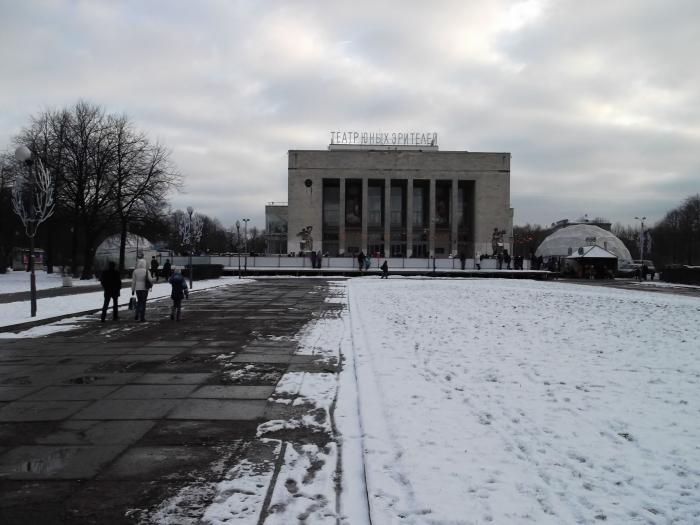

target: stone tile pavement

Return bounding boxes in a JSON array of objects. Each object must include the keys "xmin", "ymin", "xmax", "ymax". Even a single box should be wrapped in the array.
[{"xmin": 0, "ymin": 278, "xmax": 342, "ymax": 524}]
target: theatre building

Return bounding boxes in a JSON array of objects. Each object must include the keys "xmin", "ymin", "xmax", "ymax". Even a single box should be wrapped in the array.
[{"xmin": 286, "ymin": 135, "xmax": 513, "ymax": 258}]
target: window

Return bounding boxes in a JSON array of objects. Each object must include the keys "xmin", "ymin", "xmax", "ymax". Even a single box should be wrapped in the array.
[{"xmin": 368, "ymin": 185, "xmax": 383, "ymax": 227}]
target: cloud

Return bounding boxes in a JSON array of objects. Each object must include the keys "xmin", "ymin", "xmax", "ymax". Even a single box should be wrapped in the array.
[{"xmin": 1, "ymin": 0, "xmax": 698, "ymax": 228}]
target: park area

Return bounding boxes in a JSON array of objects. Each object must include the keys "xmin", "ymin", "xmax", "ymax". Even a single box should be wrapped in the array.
[
  {"xmin": 328, "ymin": 278, "xmax": 700, "ymax": 523},
  {"xmin": 0, "ymin": 277, "xmax": 699, "ymax": 524}
]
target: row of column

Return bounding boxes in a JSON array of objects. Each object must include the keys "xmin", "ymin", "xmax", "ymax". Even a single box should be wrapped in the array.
[{"xmin": 337, "ymin": 177, "xmax": 462, "ymax": 257}]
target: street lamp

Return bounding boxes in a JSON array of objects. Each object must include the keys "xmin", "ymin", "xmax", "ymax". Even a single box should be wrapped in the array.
[
  {"xmin": 242, "ymin": 218, "xmax": 250, "ymax": 273},
  {"xmin": 12, "ymin": 146, "xmax": 55, "ymax": 317},
  {"xmin": 235, "ymin": 220, "xmax": 241, "ymax": 279},
  {"xmin": 187, "ymin": 206, "xmax": 194, "ymax": 288},
  {"xmin": 635, "ymin": 216, "xmax": 647, "ymax": 260}
]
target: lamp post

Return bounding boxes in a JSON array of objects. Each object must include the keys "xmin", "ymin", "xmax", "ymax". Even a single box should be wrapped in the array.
[
  {"xmin": 235, "ymin": 220, "xmax": 241, "ymax": 279},
  {"xmin": 242, "ymin": 218, "xmax": 250, "ymax": 273},
  {"xmin": 187, "ymin": 206, "xmax": 194, "ymax": 288},
  {"xmin": 635, "ymin": 216, "xmax": 647, "ymax": 260},
  {"xmin": 12, "ymin": 145, "xmax": 55, "ymax": 317}
]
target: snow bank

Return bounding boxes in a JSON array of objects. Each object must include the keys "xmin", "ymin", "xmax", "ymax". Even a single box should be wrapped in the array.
[{"xmin": 346, "ymin": 278, "xmax": 700, "ymax": 524}]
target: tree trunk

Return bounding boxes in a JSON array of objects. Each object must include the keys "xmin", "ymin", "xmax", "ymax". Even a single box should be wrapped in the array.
[
  {"xmin": 70, "ymin": 219, "xmax": 79, "ymax": 277},
  {"xmin": 81, "ymin": 243, "xmax": 97, "ymax": 280},
  {"xmin": 119, "ymin": 220, "xmax": 128, "ymax": 275}
]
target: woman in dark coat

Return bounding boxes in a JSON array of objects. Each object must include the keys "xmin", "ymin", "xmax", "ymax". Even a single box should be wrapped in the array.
[{"xmin": 100, "ymin": 261, "xmax": 122, "ymax": 322}]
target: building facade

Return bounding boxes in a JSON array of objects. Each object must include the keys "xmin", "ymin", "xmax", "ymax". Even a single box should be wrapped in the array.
[{"xmin": 287, "ymin": 146, "xmax": 513, "ymax": 258}]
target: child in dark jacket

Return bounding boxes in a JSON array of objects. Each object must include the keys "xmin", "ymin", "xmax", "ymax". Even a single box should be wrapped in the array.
[{"xmin": 169, "ymin": 271, "xmax": 189, "ymax": 321}]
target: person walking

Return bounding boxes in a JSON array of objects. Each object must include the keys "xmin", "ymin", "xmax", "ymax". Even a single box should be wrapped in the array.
[
  {"xmin": 131, "ymin": 258, "xmax": 152, "ymax": 322},
  {"xmin": 357, "ymin": 251, "xmax": 365, "ymax": 273},
  {"xmin": 162, "ymin": 258, "xmax": 172, "ymax": 280},
  {"xmin": 100, "ymin": 261, "xmax": 122, "ymax": 322},
  {"xmin": 169, "ymin": 270, "xmax": 189, "ymax": 321},
  {"xmin": 459, "ymin": 252, "xmax": 466, "ymax": 270},
  {"xmin": 504, "ymin": 251, "xmax": 512, "ymax": 270},
  {"xmin": 150, "ymin": 256, "xmax": 160, "ymax": 282},
  {"xmin": 380, "ymin": 260, "xmax": 389, "ymax": 279}
]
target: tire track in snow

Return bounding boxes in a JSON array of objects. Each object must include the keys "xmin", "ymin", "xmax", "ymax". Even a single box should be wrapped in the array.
[{"xmin": 347, "ymin": 281, "xmax": 430, "ymax": 523}]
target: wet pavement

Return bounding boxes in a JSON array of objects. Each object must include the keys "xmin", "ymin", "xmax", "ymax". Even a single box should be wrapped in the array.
[{"xmin": 0, "ymin": 278, "xmax": 341, "ymax": 524}]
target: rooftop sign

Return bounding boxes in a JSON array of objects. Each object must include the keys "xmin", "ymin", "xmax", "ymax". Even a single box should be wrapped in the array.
[{"xmin": 329, "ymin": 131, "xmax": 438, "ymax": 148}]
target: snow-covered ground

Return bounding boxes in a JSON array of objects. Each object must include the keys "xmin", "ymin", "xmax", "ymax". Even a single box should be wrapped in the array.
[
  {"xmin": 0, "ymin": 277, "xmax": 253, "ymax": 330},
  {"xmin": 0, "ymin": 269, "xmax": 100, "ymax": 294},
  {"xmin": 340, "ymin": 278, "xmax": 700, "ymax": 524}
]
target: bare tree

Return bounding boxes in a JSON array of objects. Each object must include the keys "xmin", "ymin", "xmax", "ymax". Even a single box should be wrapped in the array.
[
  {"xmin": 109, "ymin": 114, "xmax": 180, "ymax": 272},
  {"xmin": 11, "ymin": 149, "xmax": 56, "ymax": 316}
]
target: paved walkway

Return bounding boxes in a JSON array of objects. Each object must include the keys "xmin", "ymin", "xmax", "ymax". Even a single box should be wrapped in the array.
[{"xmin": 0, "ymin": 278, "xmax": 341, "ymax": 524}]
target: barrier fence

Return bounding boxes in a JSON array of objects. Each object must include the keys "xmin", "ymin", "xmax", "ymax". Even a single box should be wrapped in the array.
[{"xmin": 159, "ymin": 255, "xmax": 531, "ymax": 271}]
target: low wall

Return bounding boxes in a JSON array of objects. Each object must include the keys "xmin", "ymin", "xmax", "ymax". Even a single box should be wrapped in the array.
[
  {"xmin": 160, "ymin": 255, "xmax": 530, "ymax": 271},
  {"xmin": 661, "ymin": 266, "xmax": 700, "ymax": 285}
]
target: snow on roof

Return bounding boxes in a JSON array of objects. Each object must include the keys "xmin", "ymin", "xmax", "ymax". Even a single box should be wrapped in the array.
[
  {"xmin": 95, "ymin": 233, "xmax": 154, "ymax": 255},
  {"xmin": 536, "ymin": 224, "xmax": 632, "ymax": 262},
  {"xmin": 566, "ymin": 245, "xmax": 617, "ymax": 259}
]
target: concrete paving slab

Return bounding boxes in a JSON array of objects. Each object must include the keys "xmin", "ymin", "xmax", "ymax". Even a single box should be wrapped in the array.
[
  {"xmin": 106, "ymin": 384, "xmax": 197, "ymax": 399},
  {"xmin": 98, "ymin": 446, "xmax": 226, "ymax": 480},
  {"xmin": 167, "ymin": 399, "xmax": 267, "ymax": 420},
  {"xmin": 22, "ymin": 385, "xmax": 119, "ymax": 401},
  {"xmin": 0, "ymin": 480, "xmax": 80, "ymax": 522},
  {"xmin": 0, "ymin": 401, "xmax": 90, "ymax": 421},
  {"xmin": 133, "ymin": 373, "xmax": 213, "ymax": 384},
  {"xmin": 35, "ymin": 420, "xmax": 156, "ymax": 446},
  {"xmin": 72, "ymin": 399, "xmax": 179, "ymax": 420},
  {"xmin": 63, "ymin": 372, "xmax": 145, "ymax": 385},
  {"xmin": 0, "ymin": 387, "xmax": 41, "ymax": 402},
  {"xmin": 144, "ymin": 341, "xmax": 199, "ymax": 348},
  {"xmin": 139, "ymin": 421, "xmax": 257, "ymax": 445},
  {"xmin": 191, "ymin": 385, "xmax": 275, "ymax": 399},
  {"xmin": 0, "ymin": 445, "xmax": 125, "ymax": 479}
]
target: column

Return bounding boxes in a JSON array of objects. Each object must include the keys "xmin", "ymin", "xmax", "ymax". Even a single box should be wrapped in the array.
[
  {"xmin": 338, "ymin": 178, "xmax": 346, "ymax": 255},
  {"xmin": 361, "ymin": 177, "xmax": 368, "ymax": 254},
  {"xmin": 384, "ymin": 178, "xmax": 391, "ymax": 257},
  {"xmin": 429, "ymin": 178, "xmax": 436, "ymax": 257},
  {"xmin": 451, "ymin": 178, "xmax": 459, "ymax": 257},
  {"xmin": 406, "ymin": 178, "xmax": 413, "ymax": 257}
]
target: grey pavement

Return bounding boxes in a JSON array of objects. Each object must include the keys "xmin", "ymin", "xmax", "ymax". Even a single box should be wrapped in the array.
[{"xmin": 0, "ymin": 278, "xmax": 342, "ymax": 524}]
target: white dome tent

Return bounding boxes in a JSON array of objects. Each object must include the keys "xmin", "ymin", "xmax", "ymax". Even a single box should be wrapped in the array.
[
  {"xmin": 536, "ymin": 224, "xmax": 632, "ymax": 264},
  {"xmin": 94, "ymin": 233, "xmax": 157, "ymax": 273}
]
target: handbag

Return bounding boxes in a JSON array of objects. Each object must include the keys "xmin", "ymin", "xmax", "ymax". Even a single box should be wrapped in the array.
[{"xmin": 128, "ymin": 296, "xmax": 135, "ymax": 310}]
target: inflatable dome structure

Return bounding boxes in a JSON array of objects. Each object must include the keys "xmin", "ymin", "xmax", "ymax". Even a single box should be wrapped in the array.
[
  {"xmin": 535, "ymin": 224, "xmax": 632, "ymax": 263},
  {"xmin": 94, "ymin": 233, "xmax": 157, "ymax": 272}
]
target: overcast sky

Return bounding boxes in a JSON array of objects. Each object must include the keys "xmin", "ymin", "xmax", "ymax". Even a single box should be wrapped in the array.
[{"xmin": 1, "ymin": 0, "xmax": 698, "ymax": 229}]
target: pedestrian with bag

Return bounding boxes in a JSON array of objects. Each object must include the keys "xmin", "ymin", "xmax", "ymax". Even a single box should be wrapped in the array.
[
  {"xmin": 131, "ymin": 258, "xmax": 152, "ymax": 322},
  {"xmin": 100, "ymin": 261, "xmax": 122, "ymax": 322}
]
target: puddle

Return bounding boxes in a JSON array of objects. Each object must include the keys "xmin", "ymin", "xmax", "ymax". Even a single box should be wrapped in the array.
[
  {"xmin": 66, "ymin": 375, "xmax": 105, "ymax": 384},
  {"xmin": 2, "ymin": 376, "xmax": 31, "ymax": 385},
  {"xmin": 14, "ymin": 448, "xmax": 75, "ymax": 475}
]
